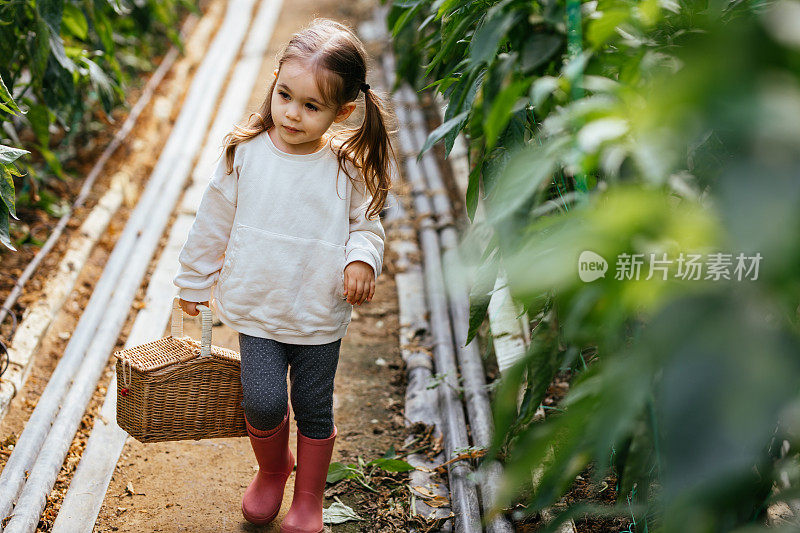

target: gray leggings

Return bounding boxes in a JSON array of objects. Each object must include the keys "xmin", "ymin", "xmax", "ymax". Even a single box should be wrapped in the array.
[{"xmin": 238, "ymin": 332, "xmax": 340, "ymax": 439}]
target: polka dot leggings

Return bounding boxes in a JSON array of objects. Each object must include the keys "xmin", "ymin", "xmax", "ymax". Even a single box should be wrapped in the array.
[{"xmin": 238, "ymin": 332, "xmax": 341, "ymax": 439}]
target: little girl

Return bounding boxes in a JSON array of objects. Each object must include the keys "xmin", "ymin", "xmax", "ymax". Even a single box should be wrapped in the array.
[{"xmin": 171, "ymin": 18, "xmax": 395, "ymax": 533}]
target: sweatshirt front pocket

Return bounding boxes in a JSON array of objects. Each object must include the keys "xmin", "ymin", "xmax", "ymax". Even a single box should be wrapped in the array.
[
  {"xmin": 218, "ymin": 224, "xmax": 347, "ymax": 334},
  {"xmin": 218, "ymin": 231, "xmax": 238, "ymax": 287}
]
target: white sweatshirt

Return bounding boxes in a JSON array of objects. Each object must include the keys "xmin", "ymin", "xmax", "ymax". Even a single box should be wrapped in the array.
[{"xmin": 172, "ymin": 129, "xmax": 385, "ymax": 344}]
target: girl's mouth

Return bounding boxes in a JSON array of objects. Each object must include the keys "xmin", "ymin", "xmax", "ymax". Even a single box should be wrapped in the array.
[{"xmin": 283, "ymin": 125, "xmax": 300, "ymax": 134}]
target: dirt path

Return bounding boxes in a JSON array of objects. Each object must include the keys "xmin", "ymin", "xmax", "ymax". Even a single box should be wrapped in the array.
[
  {"xmin": 1, "ymin": 0, "xmax": 433, "ymax": 531},
  {"xmin": 93, "ymin": 265, "xmax": 408, "ymax": 533}
]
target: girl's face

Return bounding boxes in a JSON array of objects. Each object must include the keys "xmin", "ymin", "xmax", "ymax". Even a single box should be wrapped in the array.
[{"xmin": 269, "ymin": 60, "xmax": 356, "ymax": 155}]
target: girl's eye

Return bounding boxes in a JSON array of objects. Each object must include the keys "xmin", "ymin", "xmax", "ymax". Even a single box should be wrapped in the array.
[
  {"xmin": 305, "ymin": 103, "xmax": 318, "ymax": 111},
  {"xmin": 279, "ymin": 91, "xmax": 289, "ymax": 100}
]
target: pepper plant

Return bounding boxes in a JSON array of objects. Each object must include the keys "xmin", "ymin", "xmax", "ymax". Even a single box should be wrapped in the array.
[
  {"xmin": 0, "ymin": 0, "xmax": 199, "ymax": 251},
  {"xmin": 390, "ymin": 0, "xmax": 800, "ymax": 530}
]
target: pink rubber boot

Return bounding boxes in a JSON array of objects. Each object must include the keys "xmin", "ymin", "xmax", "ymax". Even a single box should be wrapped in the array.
[
  {"xmin": 279, "ymin": 426, "xmax": 337, "ymax": 533},
  {"xmin": 241, "ymin": 409, "xmax": 295, "ymax": 525}
]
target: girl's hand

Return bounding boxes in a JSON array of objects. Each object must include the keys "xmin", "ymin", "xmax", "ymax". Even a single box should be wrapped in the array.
[
  {"xmin": 343, "ymin": 261, "xmax": 375, "ymax": 306},
  {"xmin": 179, "ymin": 298, "xmax": 209, "ymax": 316}
]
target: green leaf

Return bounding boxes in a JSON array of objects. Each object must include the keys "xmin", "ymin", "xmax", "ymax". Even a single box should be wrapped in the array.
[
  {"xmin": 367, "ymin": 458, "xmax": 416, "ymax": 472},
  {"xmin": 562, "ymin": 50, "xmax": 592, "ymax": 82},
  {"xmin": 382, "ymin": 444, "xmax": 397, "ymax": 459},
  {"xmin": 94, "ymin": 13, "xmax": 115, "ymax": 53},
  {"xmin": 417, "ymin": 12, "xmax": 436, "ymax": 33},
  {"xmin": 466, "ymin": 155, "xmax": 481, "ymax": 222},
  {"xmin": 421, "ymin": 76, "xmax": 458, "ymax": 93},
  {"xmin": 441, "ymin": 69, "xmax": 485, "ymax": 155},
  {"xmin": 327, "ymin": 462, "xmax": 357, "ymax": 483},
  {"xmin": 1, "ymin": 165, "xmax": 19, "ymax": 221},
  {"xmin": 484, "ymin": 138, "xmax": 567, "ymax": 225},
  {"xmin": 587, "ymin": 9, "xmax": 630, "ymax": 48},
  {"xmin": 520, "ymin": 33, "xmax": 563, "ymax": 73},
  {"xmin": 0, "ymin": 205, "xmax": 16, "ymax": 252},
  {"xmin": 32, "ymin": 16, "xmax": 52, "ymax": 81},
  {"xmin": 484, "ymin": 79, "xmax": 530, "ymax": 149},
  {"xmin": 486, "ymin": 353, "xmax": 530, "ymax": 463},
  {"xmin": 466, "ymin": 252, "xmax": 499, "ymax": 345},
  {"xmin": 530, "ymin": 76, "xmax": 561, "ymax": 107},
  {"xmin": 27, "ymin": 105, "xmax": 51, "ymax": 148},
  {"xmin": 424, "ymin": 15, "xmax": 474, "ymax": 77},
  {"xmin": 0, "ymin": 75, "xmax": 23, "ymax": 116},
  {"xmin": 576, "ymin": 117, "xmax": 628, "ymax": 152},
  {"xmin": 48, "ymin": 30, "xmax": 77, "ymax": 74},
  {"xmin": 79, "ymin": 56, "xmax": 117, "ymax": 109},
  {"xmin": 40, "ymin": 147, "xmax": 64, "ymax": 179},
  {"xmin": 38, "ymin": 0, "xmax": 63, "ymax": 31},
  {"xmin": 437, "ymin": 0, "xmax": 462, "ymax": 20},
  {"xmin": 0, "ymin": 145, "xmax": 30, "ymax": 165},
  {"xmin": 392, "ymin": 4, "xmax": 422, "ymax": 38},
  {"xmin": 62, "ymin": 4, "xmax": 88, "ymax": 40},
  {"xmin": 469, "ymin": 8, "xmax": 520, "ymax": 67},
  {"xmin": 417, "ymin": 111, "xmax": 469, "ymax": 160}
]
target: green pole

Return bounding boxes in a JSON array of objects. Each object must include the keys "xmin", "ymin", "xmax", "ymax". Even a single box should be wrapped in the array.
[{"xmin": 567, "ymin": 0, "xmax": 588, "ymax": 194}]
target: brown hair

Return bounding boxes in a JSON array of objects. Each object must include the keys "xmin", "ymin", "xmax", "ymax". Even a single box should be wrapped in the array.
[{"xmin": 221, "ymin": 18, "xmax": 396, "ymax": 219}]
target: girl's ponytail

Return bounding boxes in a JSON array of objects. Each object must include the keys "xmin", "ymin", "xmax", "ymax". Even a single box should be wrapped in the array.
[{"xmin": 339, "ymin": 86, "xmax": 397, "ymax": 220}]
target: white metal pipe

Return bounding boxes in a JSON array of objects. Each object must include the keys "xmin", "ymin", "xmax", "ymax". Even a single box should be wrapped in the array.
[
  {"xmin": 382, "ymin": 55, "xmax": 483, "ymax": 533},
  {"xmin": 0, "ymin": 1, "xmax": 257, "ymax": 530},
  {"xmin": 399, "ymin": 86, "xmax": 515, "ymax": 533},
  {"xmin": 51, "ymin": 1, "xmax": 283, "ymax": 529},
  {"xmin": 0, "ymin": 16, "xmax": 197, "ymax": 521}
]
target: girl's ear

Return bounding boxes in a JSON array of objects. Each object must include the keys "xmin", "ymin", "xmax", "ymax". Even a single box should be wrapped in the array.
[{"xmin": 334, "ymin": 102, "xmax": 357, "ymax": 123}]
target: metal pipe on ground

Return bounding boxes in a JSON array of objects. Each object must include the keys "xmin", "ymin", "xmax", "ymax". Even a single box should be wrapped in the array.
[
  {"xmin": 381, "ymin": 55, "xmax": 483, "ymax": 533},
  {"xmin": 0, "ymin": 1, "xmax": 258, "ymax": 530},
  {"xmin": 50, "ymin": 1, "xmax": 283, "ymax": 529},
  {"xmin": 366, "ymin": 52, "xmax": 455, "ymax": 529},
  {"xmin": 397, "ymin": 85, "xmax": 515, "ymax": 533},
  {"xmin": 0, "ymin": 9, "xmax": 222, "ymax": 521},
  {"xmin": 431, "ymin": 98, "xmax": 578, "ymax": 533}
]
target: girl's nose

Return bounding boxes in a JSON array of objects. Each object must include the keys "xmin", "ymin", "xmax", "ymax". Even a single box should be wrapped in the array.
[{"xmin": 286, "ymin": 103, "xmax": 301, "ymax": 121}]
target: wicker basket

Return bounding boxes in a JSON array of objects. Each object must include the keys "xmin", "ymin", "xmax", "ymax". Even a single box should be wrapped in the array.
[{"xmin": 114, "ymin": 297, "xmax": 247, "ymax": 443}]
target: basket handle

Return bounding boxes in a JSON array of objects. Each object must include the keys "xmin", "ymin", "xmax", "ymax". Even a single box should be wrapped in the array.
[{"xmin": 171, "ymin": 296, "xmax": 213, "ymax": 358}]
